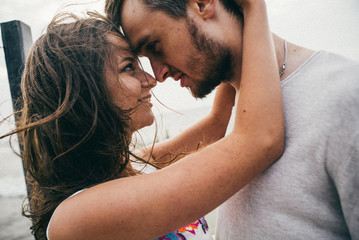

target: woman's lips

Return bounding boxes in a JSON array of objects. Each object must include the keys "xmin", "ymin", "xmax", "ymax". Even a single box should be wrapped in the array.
[{"xmin": 138, "ymin": 94, "xmax": 153, "ymax": 107}]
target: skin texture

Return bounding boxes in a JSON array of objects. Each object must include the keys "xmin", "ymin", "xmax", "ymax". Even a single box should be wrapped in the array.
[{"xmin": 48, "ymin": 0, "xmax": 285, "ymax": 239}]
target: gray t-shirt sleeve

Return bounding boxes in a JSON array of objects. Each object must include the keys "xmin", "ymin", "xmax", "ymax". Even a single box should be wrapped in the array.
[
  {"xmin": 324, "ymin": 58, "xmax": 359, "ymax": 239},
  {"xmin": 346, "ymin": 133, "xmax": 359, "ymax": 239},
  {"xmin": 325, "ymin": 75, "xmax": 359, "ymax": 238},
  {"xmin": 327, "ymin": 131, "xmax": 359, "ymax": 239}
]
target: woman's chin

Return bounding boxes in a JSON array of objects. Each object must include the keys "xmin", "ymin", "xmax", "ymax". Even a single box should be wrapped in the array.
[{"xmin": 133, "ymin": 115, "xmax": 155, "ymax": 131}]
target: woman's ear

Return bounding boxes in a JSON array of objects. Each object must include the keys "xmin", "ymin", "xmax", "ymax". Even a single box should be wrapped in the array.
[{"xmin": 189, "ymin": 0, "xmax": 216, "ymax": 20}]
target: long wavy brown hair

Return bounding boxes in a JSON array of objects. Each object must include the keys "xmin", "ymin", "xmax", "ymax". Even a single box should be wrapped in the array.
[{"xmin": 1, "ymin": 12, "xmax": 151, "ymax": 239}]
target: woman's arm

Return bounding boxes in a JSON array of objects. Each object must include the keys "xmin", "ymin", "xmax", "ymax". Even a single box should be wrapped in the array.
[
  {"xmin": 49, "ymin": 1, "xmax": 283, "ymax": 239},
  {"xmin": 139, "ymin": 82, "xmax": 236, "ymax": 167}
]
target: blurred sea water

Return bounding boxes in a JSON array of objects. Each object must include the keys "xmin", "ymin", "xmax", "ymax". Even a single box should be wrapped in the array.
[
  {"xmin": 137, "ymin": 106, "xmax": 214, "ymax": 146},
  {"xmin": 0, "ymin": 145, "xmax": 27, "ymax": 197}
]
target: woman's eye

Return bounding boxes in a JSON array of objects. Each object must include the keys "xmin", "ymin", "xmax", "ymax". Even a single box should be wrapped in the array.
[{"xmin": 121, "ymin": 63, "xmax": 134, "ymax": 72}]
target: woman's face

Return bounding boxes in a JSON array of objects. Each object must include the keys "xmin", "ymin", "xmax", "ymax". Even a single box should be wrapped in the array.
[{"xmin": 106, "ymin": 34, "xmax": 157, "ymax": 131}]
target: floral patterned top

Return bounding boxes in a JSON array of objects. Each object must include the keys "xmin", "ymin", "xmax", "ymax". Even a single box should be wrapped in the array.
[{"xmin": 156, "ymin": 217, "xmax": 213, "ymax": 240}]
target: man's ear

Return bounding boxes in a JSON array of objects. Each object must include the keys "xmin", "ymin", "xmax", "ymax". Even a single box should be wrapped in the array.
[{"xmin": 189, "ymin": 0, "xmax": 216, "ymax": 20}]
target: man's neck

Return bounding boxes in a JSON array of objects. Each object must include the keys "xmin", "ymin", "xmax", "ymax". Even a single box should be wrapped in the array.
[
  {"xmin": 230, "ymin": 33, "xmax": 315, "ymax": 91},
  {"xmin": 273, "ymin": 34, "xmax": 316, "ymax": 81}
]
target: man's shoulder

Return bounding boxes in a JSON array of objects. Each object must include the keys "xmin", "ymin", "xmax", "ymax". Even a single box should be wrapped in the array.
[
  {"xmin": 285, "ymin": 51, "xmax": 359, "ymax": 84},
  {"xmin": 311, "ymin": 51, "xmax": 359, "ymax": 72}
]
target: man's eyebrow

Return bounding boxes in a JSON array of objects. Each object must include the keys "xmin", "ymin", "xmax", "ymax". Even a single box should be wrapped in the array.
[{"xmin": 133, "ymin": 35, "xmax": 151, "ymax": 55}]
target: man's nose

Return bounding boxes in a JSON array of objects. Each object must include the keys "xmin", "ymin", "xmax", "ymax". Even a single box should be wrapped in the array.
[{"xmin": 150, "ymin": 59, "xmax": 170, "ymax": 82}]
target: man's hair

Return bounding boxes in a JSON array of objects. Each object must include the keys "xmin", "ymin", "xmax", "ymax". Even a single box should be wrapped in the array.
[{"xmin": 105, "ymin": 0, "xmax": 243, "ymax": 26}]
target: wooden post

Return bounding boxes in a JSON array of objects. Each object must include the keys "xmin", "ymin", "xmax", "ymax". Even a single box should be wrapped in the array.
[
  {"xmin": 1, "ymin": 20, "xmax": 32, "ymax": 108},
  {"xmin": 1, "ymin": 20, "xmax": 33, "ymax": 195}
]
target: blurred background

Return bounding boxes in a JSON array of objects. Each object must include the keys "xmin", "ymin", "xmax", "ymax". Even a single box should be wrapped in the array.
[{"xmin": 0, "ymin": 0, "xmax": 358, "ymax": 239}]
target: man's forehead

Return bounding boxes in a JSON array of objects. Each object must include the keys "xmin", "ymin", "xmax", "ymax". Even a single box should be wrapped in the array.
[
  {"xmin": 121, "ymin": 0, "xmax": 172, "ymax": 55},
  {"xmin": 121, "ymin": 0, "xmax": 151, "ymax": 43},
  {"xmin": 121, "ymin": 0, "xmax": 149, "ymax": 27}
]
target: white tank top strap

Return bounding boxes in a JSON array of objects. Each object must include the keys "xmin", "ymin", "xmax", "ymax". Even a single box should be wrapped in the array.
[{"xmin": 46, "ymin": 189, "xmax": 86, "ymax": 240}]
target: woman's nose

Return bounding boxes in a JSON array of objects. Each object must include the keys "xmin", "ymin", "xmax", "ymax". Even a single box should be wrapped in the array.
[{"xmin": 141, "ymin": 72, "xmax": 157, "ymax": 88}]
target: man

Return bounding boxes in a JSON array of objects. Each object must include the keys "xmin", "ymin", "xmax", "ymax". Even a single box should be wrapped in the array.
[{"xmin": 105, "ymin": 0, "xmax": 359, "ymax": 239}]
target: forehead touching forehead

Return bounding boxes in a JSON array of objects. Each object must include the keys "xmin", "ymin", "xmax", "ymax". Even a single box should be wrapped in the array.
[
  {"xmin": 105, "ymin": 33, "xmax": 135, "ymax": 76},
  {"xmin": 107, "ymin": 33, "xmax": 131, "ymax": 50}
]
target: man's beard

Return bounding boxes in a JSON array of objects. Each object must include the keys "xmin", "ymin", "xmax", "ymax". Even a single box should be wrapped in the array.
[{"xmin": 185, "ymin": 18, "xmax": 234, "ymax": 99}]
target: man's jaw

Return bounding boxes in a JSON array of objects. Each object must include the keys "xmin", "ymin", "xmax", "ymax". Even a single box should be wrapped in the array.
[{"xmin": 168, "ymin": 70, "xmax": 200, "ymax": 95}]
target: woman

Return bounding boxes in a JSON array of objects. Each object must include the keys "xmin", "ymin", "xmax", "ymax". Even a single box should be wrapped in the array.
[{"xmin": 1, "ymin": 0, "xmax": 283, "ymax": 239}]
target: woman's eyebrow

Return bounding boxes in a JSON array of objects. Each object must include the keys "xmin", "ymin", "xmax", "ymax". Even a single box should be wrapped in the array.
[{"xmin": 120, "ymin": 56, "xmax": 136, "ymax": 63}]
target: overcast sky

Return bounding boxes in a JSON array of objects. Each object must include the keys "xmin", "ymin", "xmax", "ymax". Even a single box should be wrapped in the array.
[{"xmin": 1, "ymin": 0, "xmax": 359, "ymax": 134}]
